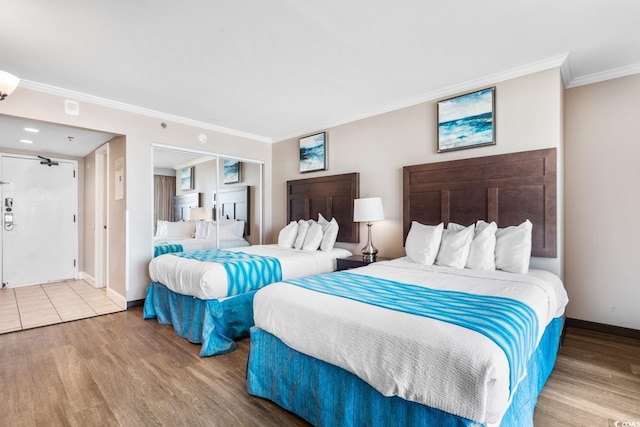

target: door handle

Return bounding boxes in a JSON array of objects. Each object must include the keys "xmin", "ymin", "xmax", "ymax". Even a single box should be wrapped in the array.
[{"xmin": 4, "ymin": 211, "xmax": 13, "ymax": 231}]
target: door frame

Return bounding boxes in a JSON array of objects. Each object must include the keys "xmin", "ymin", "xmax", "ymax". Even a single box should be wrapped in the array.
[{"xmin": 94, "ymin": 144, "xmax": 109, "ymax": 290}]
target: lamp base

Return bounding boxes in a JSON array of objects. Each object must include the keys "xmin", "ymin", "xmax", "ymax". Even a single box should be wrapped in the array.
[
  {"xmin": 360, "ymin": 223, "xmax": 378, "ymax": 263},
  {"xmin": 362, "ymin": 253, "xmax": 376, "ymax": 263}
]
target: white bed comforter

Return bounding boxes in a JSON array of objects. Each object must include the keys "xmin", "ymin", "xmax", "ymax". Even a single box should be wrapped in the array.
[
  {"xmin": 253, "ymin": 257, "xmax": 569, "ymax": 425},
  {"xmin": 149, "ymin": 244, "xmax": 352, "ymax": 300}
]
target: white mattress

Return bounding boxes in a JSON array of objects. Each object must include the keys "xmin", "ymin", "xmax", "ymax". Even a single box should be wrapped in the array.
[
  {"xmin": 253, "ymin": 257, "xmax": 569, "ymax": 424},
  {"xmin": 153, "ymin": 237, "xmax": 250, "ymax": 251},
  {"xmin": 149, "ymin": 244, "xmax": 352, "ymax": 300}
]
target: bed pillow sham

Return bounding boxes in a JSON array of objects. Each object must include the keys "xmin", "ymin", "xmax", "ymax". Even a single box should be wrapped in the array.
[
  {"xmin": 294, "ymin": 219, "xmax": 310, "ymax": 250},
  {"xmin": 435, "ymin": 224, "xmax": 474, "ymax": 268},
  {"xmin": 405, "ymin": 221, "xmax": 444, "ymax": 265},
  {"xmin": 318, "ymin": 214, "xmax": 339, "ymax": 252},
  {"xmin": 491, "ymin": 219, "xmax": 533, "ymax": 274},
  {"xmin": 302, "ymin": 221, "xmax": 324, "ymax": 251},
  {"xmin": 278, "ymin": 221, "xmax": 299, "ymax": 248},
  {"xmin": 194, "ymin": 220, "xmax": 206, "ymax": 240},
  {"xmin": 219, "ymin": 220, "xmax": 245, "ymax": 240},
  {"xmin": 156, "ymin": 220, "xmax": 196, "ymax": 239},
  {"xmin": 466, "ymin": 220, "xmax": 497, "ymax": 270}
]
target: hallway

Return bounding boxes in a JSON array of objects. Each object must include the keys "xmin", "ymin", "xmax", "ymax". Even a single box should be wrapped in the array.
[{"xmin": 0, "ymin": 280, "xmax": 123, "ymax": 334}]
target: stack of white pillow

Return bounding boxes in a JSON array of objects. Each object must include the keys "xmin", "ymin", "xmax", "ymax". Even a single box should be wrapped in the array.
[
  {"xmin": 155, "ymin": 220, "xmax": 196, "ymax": 239},
  {"xmin": 155, "ymin": 219, "xmax": 246, "ymax": 241},
  {"xmin": 194, "ymin": 219, "xmax": 245, "ymax": 241},
  {"xmin": 405, "ymin": 219, "xmax": 533, "ymax": 274},
  {"xmin": 278, "ymin": 213, "xmax": 340, "ymax": 252}
]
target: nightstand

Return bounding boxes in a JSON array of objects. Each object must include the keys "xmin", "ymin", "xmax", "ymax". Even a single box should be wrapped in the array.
[{"xmin": 336, "ymin": 255, "xmax": 391, "ymax": 271}]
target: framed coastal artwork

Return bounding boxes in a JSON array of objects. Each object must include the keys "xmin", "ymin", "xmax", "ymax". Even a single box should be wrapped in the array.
[
  {"xmin": 299, "ymin": 132, "xmax": 327, "ymax": 173},
  {"xmin": 180, "ymin": 166, "xmax": 194, "ymax": 191},
  {"xmin": 437, "ymin": 87, "xmax": 496, "ymax": 152},
  {"xmin": 223, "ymin": 159, "xmax": 242, "ymax": 184}
]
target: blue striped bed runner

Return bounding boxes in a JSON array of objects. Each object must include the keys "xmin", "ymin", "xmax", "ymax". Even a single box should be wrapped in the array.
[
  {"xmin": 174, "ymin": 249, "xmax": 282, "ymax": 297},
  {"xmin": 284, "ymin": 271, "xmax": 538, "ymax": 395},
  {"xmin": 154, "ymin": 243, "xmax": 184, "ymax": 257}
]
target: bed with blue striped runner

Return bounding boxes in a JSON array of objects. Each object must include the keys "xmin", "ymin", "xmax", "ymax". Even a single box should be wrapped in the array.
[
  {"xmin": 175, "ymin": 249, "xmax": 282, "ymax": 297},
  {"xmin": 154, "ymin": 243, "xmax": 184, "ymax": 257},
  {"xmin": 284, "ymin": 271, "xmax": 539, "ymax": 395}
]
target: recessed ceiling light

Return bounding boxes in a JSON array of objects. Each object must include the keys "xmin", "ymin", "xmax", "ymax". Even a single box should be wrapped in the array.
[
  {"xmin": 23, "ymin": 127, "xmax": 39, "ymax": 133},
  {"xmin": 19, "ymin": 139, "xmax": 33, "ymax": 144}
]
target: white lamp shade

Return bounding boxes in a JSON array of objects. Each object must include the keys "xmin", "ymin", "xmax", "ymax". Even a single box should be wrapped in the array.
[
  {"xmin": 188, "ymin": 207, "xmax": 206, "ymax": 220},
  {"xmin": 353, "ymin": 197, "xmax": 384, "ymax": 222},
  {"xmin": 0, "ymin": 71, "xmax": 20, "ymax": 98}
]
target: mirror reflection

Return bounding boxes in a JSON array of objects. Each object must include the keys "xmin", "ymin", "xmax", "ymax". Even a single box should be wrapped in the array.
[{"xmin": 152, "ymin": 147, "xmax": 262, "ymax": 259}]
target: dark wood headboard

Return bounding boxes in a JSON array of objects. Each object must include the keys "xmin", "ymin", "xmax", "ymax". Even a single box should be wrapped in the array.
[
  {"xmin": 287, "ymin": 173, "xmax": 360, "ymax": 243},
  {"xmin": 174, "ymin": 193, "xmax": 202, "ymax": 221},
  {"xmin": 214, "ymin": 186, "xmax": 250, "ymax": 236},
  {"xmin": 403, "ymin": 148, "xmax": 556, "ymax": 257}
]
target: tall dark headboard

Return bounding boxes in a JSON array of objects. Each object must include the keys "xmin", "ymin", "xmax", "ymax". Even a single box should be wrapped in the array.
[
  {"xmin": 403, "ymin": 148, "xmax": 556, "ymax": 257},
  {"xmin": 287, "ymin": 173, "xmax": 360, "ymax": 243},
  {"xmin": 214, "ymin": 186, "xmax": 250, "ymax": 236},
  {"xmin": 174, "ymin": 193, "xmax": 202, "ymax": 221}
]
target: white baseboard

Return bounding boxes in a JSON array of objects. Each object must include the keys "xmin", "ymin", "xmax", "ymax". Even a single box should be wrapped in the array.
[
  {"xmin": 106, "ymin": 287, "xmax": 127, "ymax": 309},
  {"xmin": 80, "ymin": 272, "xmax": 97, "ymax": 287}
]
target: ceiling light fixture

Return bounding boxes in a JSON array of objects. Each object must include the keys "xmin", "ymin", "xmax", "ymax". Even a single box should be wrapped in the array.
[
  {"xmin": 0, "ymin": 70, "xmax": 20, "ymax": 100},
  {"xmin": 19, "ymin": 139, "xmax": 34, "ymax": 144},
  {"xmin": 24, "ymin": 127, "xmax": 40, "ymax": 133}
]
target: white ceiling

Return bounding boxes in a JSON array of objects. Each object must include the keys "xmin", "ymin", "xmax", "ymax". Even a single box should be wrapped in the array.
[
  {"xmin": 0, "ymin": 115, "xmax": 115, "ymax": 157},
  {"xmin": 1, "ymin": 0, "xmax": 640, "ymax": 149}
]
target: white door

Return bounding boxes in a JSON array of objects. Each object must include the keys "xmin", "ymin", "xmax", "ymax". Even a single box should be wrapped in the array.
[{"xmin": 1, "ymin": 155, "xmax": 78, "ymax": 288}]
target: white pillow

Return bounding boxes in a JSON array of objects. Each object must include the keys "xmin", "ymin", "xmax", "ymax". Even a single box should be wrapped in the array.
[
  {"xmin": 494, "ymin": 219, "xmax": 533, "ymax": 274},
  {"xmin": 155, "ymin": 220, "xmax": 168, "ymax": 237},
  {"xmin": 204, "ymin": 221, "xmax": 217, "ymax": 241},
  {"xmin": 194, "ymin": 220, "xmax": 213, "ymax": 240},
  {"xmin": 457, "ymin": 220, "xmax": 498, "ymax": 270},
  {"xmin": 302, "ymin": 221, "xmax": 323, "ymax": 251},
  {"xmin": 164, "ymin": 221, "xmax": 196, "ymax": 238},
  {"xmin": 293, "ymin": 219, "xmax": 310, "ymax": 250},
  {"xmin": 435, "ymin": 224, "xmax": 474, "ymax": 268},
  {"xmin": 318, "ymin": 214, "xmax": 339, "ymax": 252},
  {"xmin": 219, "ymin": 220, "xmax": 245, "ymax": 240},
  {"xmin": 278, "ymin": 221, "xmax": 299, "ymax": 248},
  {"xmin": 405, "ymin": 221, "xmax": 444, "ymax": 265}
]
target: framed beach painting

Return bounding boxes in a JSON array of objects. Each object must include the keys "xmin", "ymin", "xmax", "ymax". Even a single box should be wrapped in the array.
[
  {"xmin": 437, "ymin": 87, "xmax": 496, "ymax": 152},
  {"xmin": 180, "ymin": 166, "xmax": 194, "ymax": 191},
  {"xmin": 299, "ymin": 132, "xmax": 327, "ymax": 173},
  {"xmin": 223, "ymin": 159, "xmax": 242, "ymax": 184}
]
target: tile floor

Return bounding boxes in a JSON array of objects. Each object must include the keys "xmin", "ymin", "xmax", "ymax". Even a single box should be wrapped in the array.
[{"xmin": 0, "ymin": 280, "xmax": 124, "ymax": 334}]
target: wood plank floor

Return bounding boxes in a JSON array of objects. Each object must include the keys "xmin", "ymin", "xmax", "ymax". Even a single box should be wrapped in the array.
[{"xmin": 0, "ymin": 307, "xmax": 638, "ymax": 426}]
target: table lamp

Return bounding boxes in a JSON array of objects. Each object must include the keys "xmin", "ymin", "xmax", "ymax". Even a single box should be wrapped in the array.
[{"xmin": 353, "ymin": 197, "xmax": 384, "ymax": 262}]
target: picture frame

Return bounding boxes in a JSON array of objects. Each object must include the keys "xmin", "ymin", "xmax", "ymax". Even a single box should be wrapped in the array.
[
  {"xmin": 180, "ymin": 166, "xmax": 194, "ymax": 191},
  {"xmin": 437, "ymin": 87, "xmax": 496, "ymax": 153},
  {"xmin": 223, "ymin": 159, "xmax": 242, "ymax": 184},
  {"xmin": 299, "ymin": 131, "xmax": 327, "ymax": 173}
]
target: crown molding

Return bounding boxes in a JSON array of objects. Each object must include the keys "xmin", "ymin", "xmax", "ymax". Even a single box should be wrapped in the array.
[
  {"xmin": 273, "ymin": 54, "xmax": 570, "ymax": 142},
  {"xmin": 565, "ymin": 62, "xmax": 640, "ymax": 88},
  {"xmin": 18, "ymin": 80, "xmax": 272, "ymax": 144}
]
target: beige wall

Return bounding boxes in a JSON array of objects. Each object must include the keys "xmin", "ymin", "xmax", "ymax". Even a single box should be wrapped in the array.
[
  {"xmin": 0, "ymin": 87, "xmax": 273, "ymax": 302},
  {"xmin": 272, "ymin": 68, "xmax": 564, "ymax": 276},
  {"xmin": 565, "ymin": 74, "xmax": 640, "ymax": 330}
]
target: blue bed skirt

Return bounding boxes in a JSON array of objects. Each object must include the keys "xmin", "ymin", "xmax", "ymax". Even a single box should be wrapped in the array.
[
  {"xmin": 246, "ymin": 316, "xmax": 564, "ymax": 427},
  {"xmin": 143, "ymin": 281, "xmax": 256, "ymax": 356}
]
